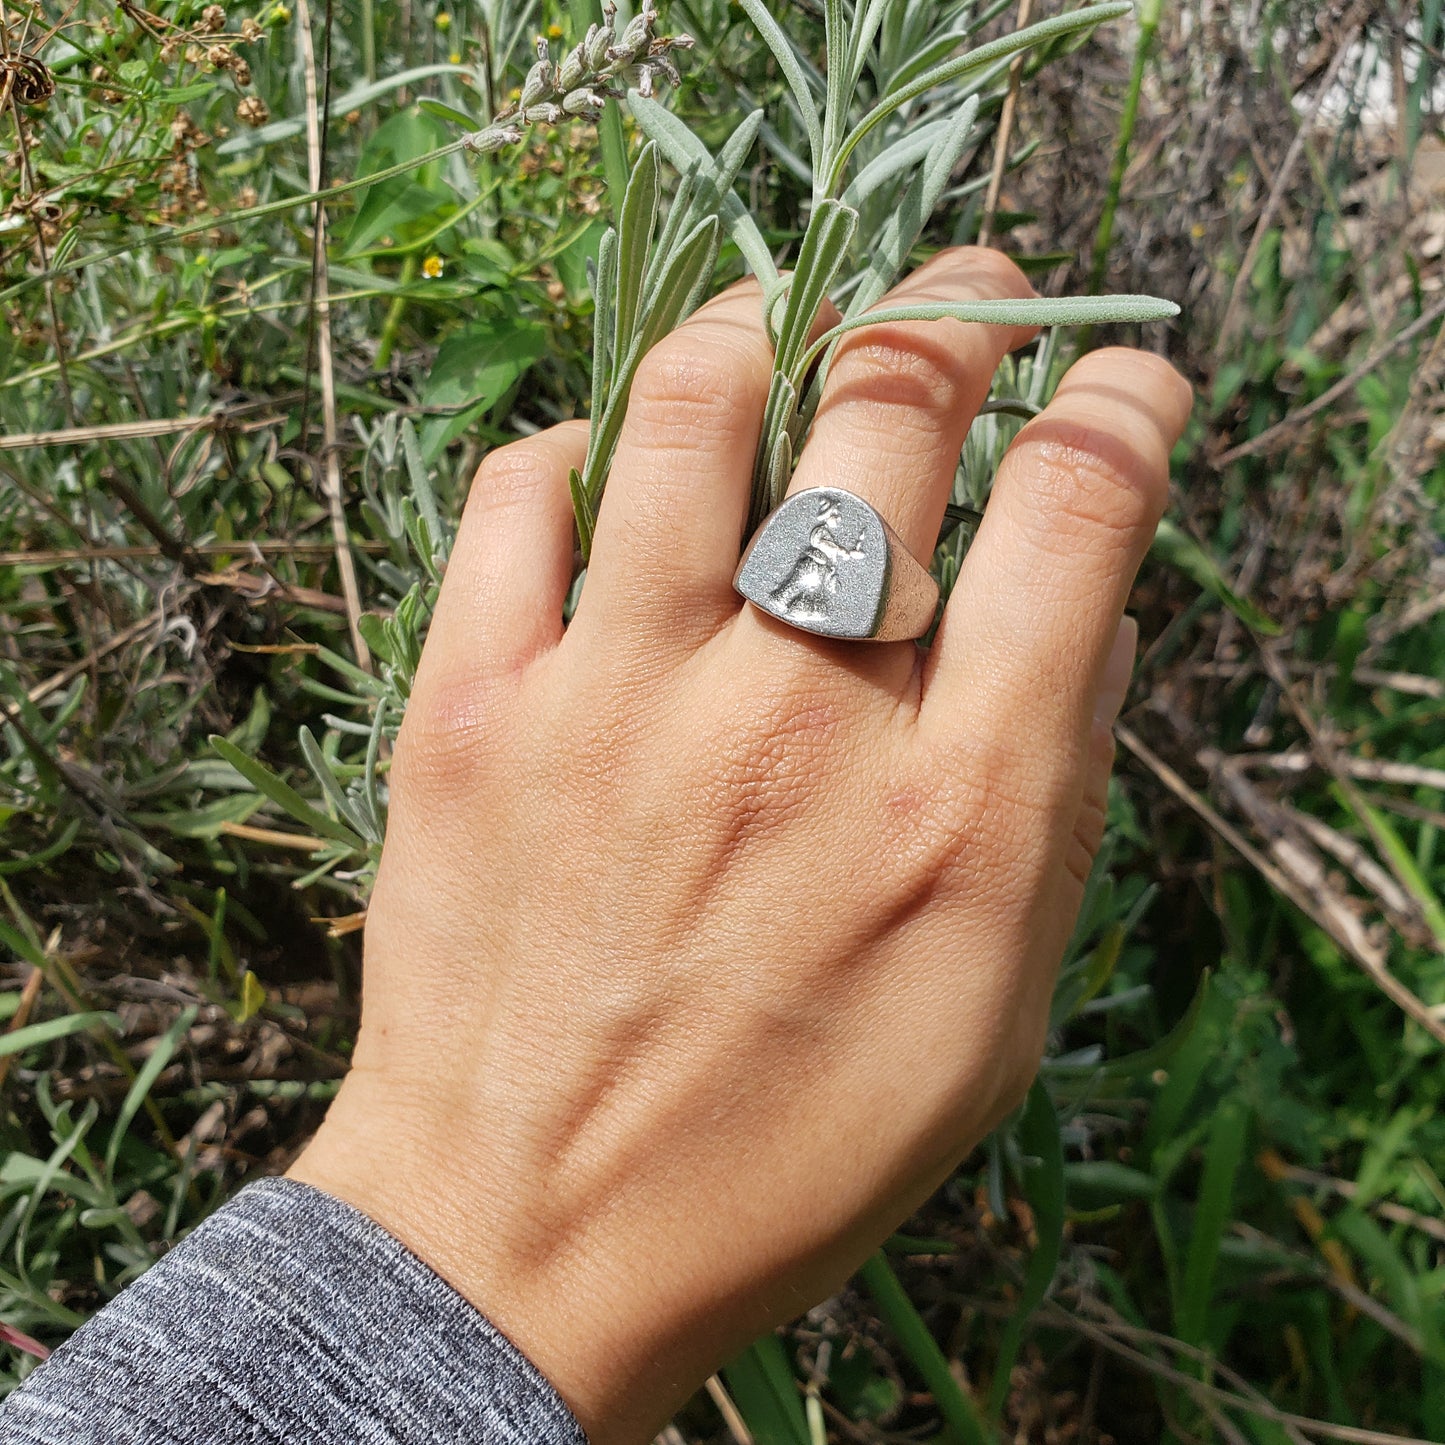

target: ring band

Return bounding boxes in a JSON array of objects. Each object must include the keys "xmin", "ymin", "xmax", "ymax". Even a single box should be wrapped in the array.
[{"xmin": 733, "ymin": 487, "xmax": 940, "ymax": 642}]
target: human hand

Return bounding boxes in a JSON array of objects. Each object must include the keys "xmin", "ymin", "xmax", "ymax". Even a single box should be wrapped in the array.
[{"xmin": 289, "ymin": 247, "xmax": 1191, "ymax": 1445}]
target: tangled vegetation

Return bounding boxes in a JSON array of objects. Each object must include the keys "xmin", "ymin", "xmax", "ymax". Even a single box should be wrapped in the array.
[{"xmin": 1, "ymin": 0, "xmax": 1442, "ymax": 1441}]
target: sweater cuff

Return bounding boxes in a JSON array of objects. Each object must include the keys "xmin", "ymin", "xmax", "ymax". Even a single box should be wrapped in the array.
[{"xmin": 0, "ymin": 1175, "xmax": 588, "ymax": 1445}]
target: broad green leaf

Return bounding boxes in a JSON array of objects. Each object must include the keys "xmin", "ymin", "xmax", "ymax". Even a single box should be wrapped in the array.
[
  {"xmin": 420, "ymin": 317, "xmax": 549, "ymax": 458},
  {"xmin": 216, "ymin": 64, "xmax": 474, "ymax": 153},
  {"xmin": 419, "ymin": 98, "xmax": 481, "ymax": 130}
]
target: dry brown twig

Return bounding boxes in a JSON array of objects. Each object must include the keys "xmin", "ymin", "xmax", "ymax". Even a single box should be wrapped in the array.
[
  {"xmin": 1214, "ymin": 5, "xmax": 1368, "ymax": 352},
  {"xmin": 1045, "ymin": 1303, "xmax": 1437, "ymax": 1445},
  {"xmin": 294, "ymin": 0, "xmax": 371, "ymax": 673},
  {"xmin": 977, "ymin": 0, "xmax": 1033, "ymax": 249},
  {"xmin": 1117, "ymin": 722, "xmax": 1445, "ymax": 1044}
]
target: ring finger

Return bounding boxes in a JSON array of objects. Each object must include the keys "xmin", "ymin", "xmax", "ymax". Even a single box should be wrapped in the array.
[{"xmin": 735, "ymin": 247, "xmax": 1034, "ymax": 671}]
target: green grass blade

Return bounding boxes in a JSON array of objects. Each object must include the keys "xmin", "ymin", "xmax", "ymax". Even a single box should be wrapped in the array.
[
  {"xmin": 1176, "ymin": 1096, "xmax": 1248, "ymax": 1347},
  {"xmin": 105, "ymin": 1005, "xmax": 197, "ymax": 1175},
  {"xmin": 987, "ymin": 1080, "xmax": 1065, "ymax": 1417},
  {"xmin": 722, "ymin": 1335, "xmax": 811, "ymax": 1445},
  {"xmin": 0, "ymin": 1012, "xmax": 121, "ymax": 1059},
  {"xmin": 857, "ymin": 1251, "xmax": 992, "ymax": 1445}
]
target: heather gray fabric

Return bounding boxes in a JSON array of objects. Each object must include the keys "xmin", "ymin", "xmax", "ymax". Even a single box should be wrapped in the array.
[{"xmin": 0, "ymin": 1176, "xmax": 588, "ymax": 1445}]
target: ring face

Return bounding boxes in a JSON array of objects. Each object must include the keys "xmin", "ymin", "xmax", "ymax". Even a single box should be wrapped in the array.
[
  {"xmin": 734, "ymin": 488, "xmax": 938, "ymax": 642},
  {"xmin": 735, "ymin": 488, "xmax": 889, "ymax": 639}
]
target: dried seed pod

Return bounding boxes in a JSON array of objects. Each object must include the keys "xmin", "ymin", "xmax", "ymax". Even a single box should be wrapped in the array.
[
  {"xmin": 237, "ymin": 94, "xmax": 270, "ymax": 126},
  {"xmin": 200, "ymin": 4, "xmax": 227, "ymax": 32},
  {"xmin": 231, "ymin": 57, "xmax": 252, "ymax": 85},
  {"xmin": 240, "ymin": 17, "xmax": 263, "ymax": 41}
]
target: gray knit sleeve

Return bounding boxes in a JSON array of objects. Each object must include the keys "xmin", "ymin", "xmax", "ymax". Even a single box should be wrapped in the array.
[{"xmin": 0, "ymin": 1176, "xmax": 588, "ymax": 1445}]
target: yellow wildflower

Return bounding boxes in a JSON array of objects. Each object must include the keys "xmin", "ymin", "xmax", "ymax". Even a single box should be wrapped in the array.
[
  {"xmin": 422, "ymin": 255, "xmax": 444, "ymax": 278},
  {"xmin": 436, "ymin": 10, "xmax": 452, "ymax": 29}
]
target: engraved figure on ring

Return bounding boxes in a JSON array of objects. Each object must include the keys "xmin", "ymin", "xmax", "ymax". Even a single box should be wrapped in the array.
[{"xmin": 770, "ymin": 498, "xmax": 866, "ymax": 620}]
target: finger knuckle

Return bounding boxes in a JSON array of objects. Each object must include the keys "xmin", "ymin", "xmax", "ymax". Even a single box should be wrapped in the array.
[
  {"xmin": 389, "ymin": 671, "xmax": 509, "ymax": 808},
  {"xmin": 473, "ymin": 439, "xmax": 561, "ymax": 515},
  {"xmin": 831, "ymin": 333, "xmax": 965, "ymax": 424},
  {"xmin": 628, "ymin": 331, "xmax": 762, "ymax": 448},
  {"xmin": 1011, "ymin": 425, "xmax": 1165, "ymax": 559}
]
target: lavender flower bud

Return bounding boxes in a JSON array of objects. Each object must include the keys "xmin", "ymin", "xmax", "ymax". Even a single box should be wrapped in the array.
[
  {"xmin": 557, "ymin": 41, "xmax": 587, "ymax": 91},
  {"xmin": 636, "ymin": 66, "xmax": 654, "ymax": 98},
  {"xmin": 464, "ymin": 124, "xmax": 522, "ymax": 153},
  {"xmin": 523, "ymin": 102, "xmax": 563, "ymax": 125},
  {"xmin": 586, "ymin": 20, "xmax": 614, "ymax": 70},
  {"xmin": 561, "ymin": 87, "xmax": 605, "ymax": 116},
  {"xmin": 520, "ymin": 58, "xmax": 553, "ymax": 108},
  {"xmin": 611, "ymin": 6, "xmax": 654, "ymax": 63}
]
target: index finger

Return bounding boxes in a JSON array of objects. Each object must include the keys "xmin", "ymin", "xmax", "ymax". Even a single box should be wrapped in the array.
[{"xmin": 920, "ymin": 348, "xmax": 1191, "ymax": 772}]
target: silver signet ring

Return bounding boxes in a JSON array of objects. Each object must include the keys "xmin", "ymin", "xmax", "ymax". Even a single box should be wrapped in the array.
[{"xmin": 733, "ymin": 487, "xmax": 940, "ymax": 643}]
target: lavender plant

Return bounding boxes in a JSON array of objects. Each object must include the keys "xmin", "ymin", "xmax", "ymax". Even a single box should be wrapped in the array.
[{"xmin": 563, "ymin": 0, "xmax": 1177, "ymax": 549}]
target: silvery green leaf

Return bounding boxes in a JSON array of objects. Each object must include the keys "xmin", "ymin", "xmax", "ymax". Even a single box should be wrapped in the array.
[
  {"xmin": 652, "ymin": 159, "xmax": 702, "ymax": 264},
  {"xmin": 845, "ymin": 0, "xmax": 894, "ymax": 95},
  {"xmin": 799, "ymin": 294, "xmax": 1181, "ymax": 376},
  {"xmin": 841, "ymin": 95, "xmax": 979, "ymax": 327},
  {"xmin": 616, "ymin": 142, "xmax": 661, "ymax": 363},
  {"xmin": 362, "ymin": 699, "xmax": 388, "ymax": 841},
  {"xmin": 841, "ymin": 115, "xmax": 955, "ymax": 209},
  {"xmin": 629, "ymin": 95, "xmax": 777, "ymax": 285},
  {"xmin": 400, "ymin": 418, "xmax": 448, "ymax": 561},
  {"xmin": 299, "ymin": 726, "xmax": 372, "ymax": 839},
  {"xmin": 569, "ymin": 467, "xmax": 595, "ymax": 558},
  {"xmin": 734, "ymin": 0, "xmax": 825, "ymax": 173},
  {"xmin": 823, "ymin": 0, "xmax": 849, "ymax": 168},
  {"xmin": 773, "ymin": 200, "xmax": 859, "ymax": 377},
  {"xmin": 765, "ymin": 429, "xmax": 793, "ymax": 512},
  {"xmin": 751, "ymin": 369, "xmax": 797, "ymax": 528},
  {"xmin": 579, "ymin": 217, "xmax": 722, "ymax": 531},
  {"xmin": 589, "ymin": 227, "xmax": 618, "ymax": 454},
  {"xmin": 830, "ymin": 2, "xmax": 1131, "ymax": 189},
  {"xmin": 633, "ymin": 216, "xmax": 721, "ymax": 350}
]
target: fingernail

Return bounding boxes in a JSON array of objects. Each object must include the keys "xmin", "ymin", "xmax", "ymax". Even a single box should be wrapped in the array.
[{"xmin": 1093, "ymin": 615, "xmax": 1138, "ymax": 728}]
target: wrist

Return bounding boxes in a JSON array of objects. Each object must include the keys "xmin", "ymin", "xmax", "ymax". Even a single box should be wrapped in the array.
[{"xmin": 287, "ymin": 1072, "xmax": 706, "ymax": 1445}]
